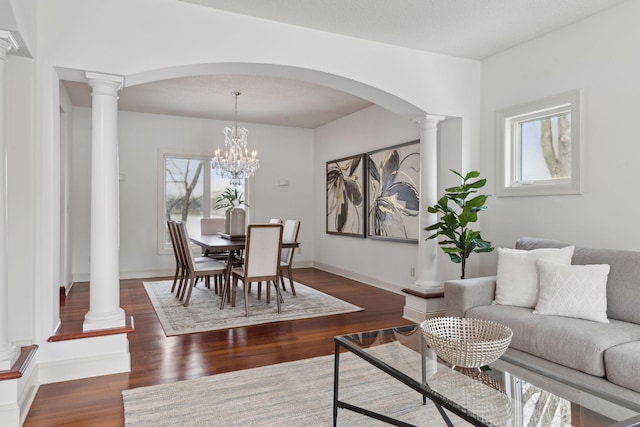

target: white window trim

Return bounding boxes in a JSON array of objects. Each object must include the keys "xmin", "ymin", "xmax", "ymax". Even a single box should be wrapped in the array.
[{"xmin": 497, "ymin": 89, "xmax": 582, "ymax": 197}]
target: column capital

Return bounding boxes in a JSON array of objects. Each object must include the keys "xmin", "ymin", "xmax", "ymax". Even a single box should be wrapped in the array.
[
  {"xmin": 86, "ymin": 72, "xmax": 124, "ymax": 91},
  {"xmin": 0, "ymin": 31, "xmax": 19, "ymax": 57}
]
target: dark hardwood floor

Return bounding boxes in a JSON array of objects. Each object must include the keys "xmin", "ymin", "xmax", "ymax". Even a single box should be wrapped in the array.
[{"xmin": 24, "ymin": 268, "xmax": 413, "ymax": 426}]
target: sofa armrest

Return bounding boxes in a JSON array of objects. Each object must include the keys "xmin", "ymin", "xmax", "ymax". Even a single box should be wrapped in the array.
[{"xmin": 444, "ymin": 276, "xmax": 497, "ymax": 317}]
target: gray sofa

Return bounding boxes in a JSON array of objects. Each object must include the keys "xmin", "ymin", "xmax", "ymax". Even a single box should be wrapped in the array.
[{"xmin": 445, "ymin": 237, "xmax": 640, "ymax": 404}]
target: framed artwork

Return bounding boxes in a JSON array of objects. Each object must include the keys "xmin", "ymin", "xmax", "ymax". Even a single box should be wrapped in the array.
[
  {"xmin": 326, "ymin": 154, "xmax": 366, "ymax": 237},
  {"xmin": 367, "ymin": 140, "xmax": 420, "ymax": 243}
]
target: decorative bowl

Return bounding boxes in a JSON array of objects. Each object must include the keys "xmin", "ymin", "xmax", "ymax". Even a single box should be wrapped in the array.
[{"xmin": 420, "ymin": 317, "xmax": 513, "ymax": 369}]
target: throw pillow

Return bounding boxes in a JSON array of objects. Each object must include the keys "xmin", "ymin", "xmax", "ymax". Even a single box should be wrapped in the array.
[
  {"xmin": 493, "ymin": 245, "xmax": 575, "ymax": 308},
  {"xmin": 534, "ymin": 260, "xmax": 610, "ymax": 323}
]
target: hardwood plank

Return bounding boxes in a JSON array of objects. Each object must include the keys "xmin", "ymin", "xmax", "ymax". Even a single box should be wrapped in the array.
[{"xmin": 24, "ymin": 268, "xmax": 412, "ymax": 426}]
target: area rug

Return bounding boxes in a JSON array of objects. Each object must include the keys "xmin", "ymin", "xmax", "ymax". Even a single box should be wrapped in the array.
[
  {"xmin": 122, "ymin": 343, "xmax": 471, "ymax": 426},
  {"xmin": 143, "ymin": 280, "xmax": 364, "ymax": 336}
]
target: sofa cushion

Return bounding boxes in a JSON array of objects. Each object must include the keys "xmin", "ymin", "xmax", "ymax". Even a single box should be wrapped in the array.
[
  {"xmin": 605, "ymin": 342, "xmax": 640, "ymax": 393},
  {"xmin": 516, "ymin": 237, "xmax": 640, "ymax": 324},
  {"xmin": 534, "ymin": 260, "xmax": 610, "ymax": 323},
  {"xmin": 466, "ymin": 304, "xmax": 640, "ymax": 377},
  {"xmin": 493, "ymin": 246, "xmax": 574, "ymax": 308}
]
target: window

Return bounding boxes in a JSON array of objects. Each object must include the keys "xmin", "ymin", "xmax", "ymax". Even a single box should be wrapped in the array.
[
  {"xmin": 158, "ymin": 153, "xmax": 246, "ymax": 253},
  {"xmin": 497, "ymin": 90, "xmax": 581, "ymax": 196}
]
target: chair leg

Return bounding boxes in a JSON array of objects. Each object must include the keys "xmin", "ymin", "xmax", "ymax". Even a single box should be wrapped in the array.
[
  {"xmin": 244, "ymin": 280, "xmax": 250, "ymax": 317},
  {"xmin": 257, "ymin": 282, "xmax": 262, "ymax": 300},
  {"xmin": 178, "ymin": 269, "xmax": 190, "ymax": 301},
  {"xmin": 184, "ymin": 276, "xmax": 197, "ymax": 306},
  {"xmin": 231, "ymin": 276, "xmax": 237, "ymax": 307},
  {"xmin": 287, "ymin": 265, "xmax": 296, "ymax": 296},
  {"xmin": 272, "ymin": 280, "xmax": 282, "ymax": 313},
  {"xmin": 171, "ymin": 265, "xmax": 180, "ymax": 293}
]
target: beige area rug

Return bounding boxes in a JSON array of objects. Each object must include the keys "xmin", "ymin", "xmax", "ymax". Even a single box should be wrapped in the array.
[
  {"xmin": 122, "ymin": 343, "xmax": 472, "ymax": 426},
  {"xmin": 143, "ymin": 280, "xmax": 364, "ymax": 336}
]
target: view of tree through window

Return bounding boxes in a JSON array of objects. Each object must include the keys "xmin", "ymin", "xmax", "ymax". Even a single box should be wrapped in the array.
[
  {"xmin": 163, "ymin": 155, "xmax": 245, "ymax": 246},
  {"xmin": 519, "ymin": 112, "xmax": 571, "ymax": 183}
]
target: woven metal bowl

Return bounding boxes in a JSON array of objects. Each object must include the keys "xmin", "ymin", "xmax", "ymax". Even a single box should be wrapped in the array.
[{"xmin": 420, "ymin": 317, "xmax": 513, "ymax": 369}]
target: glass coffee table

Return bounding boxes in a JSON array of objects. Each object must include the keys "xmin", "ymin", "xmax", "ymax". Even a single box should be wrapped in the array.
[{"xmin": 333, "ymin": 324, "xmax": 640, "ymax": 426}]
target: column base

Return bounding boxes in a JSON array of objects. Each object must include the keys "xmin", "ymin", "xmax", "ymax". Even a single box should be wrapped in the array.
[
  {"xmin": 0, "ymin": 343, "xmax": 19, "ymax": 371},
  {"xmin": 413, "ymin": 279, "xmax": 443, "ymax": 290},
  {"xmin": 83, "ymin": 308, "xmax": 126, "ymax": 332}
]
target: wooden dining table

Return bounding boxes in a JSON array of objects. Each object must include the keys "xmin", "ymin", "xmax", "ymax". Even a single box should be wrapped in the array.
[{"xmin": 189, "ymin": 233, "xmax": 300, "ymax": 309}]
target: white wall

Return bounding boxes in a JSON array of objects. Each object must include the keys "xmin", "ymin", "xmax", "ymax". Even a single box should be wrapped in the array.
[
  {"xmin": 314, "ymin": 105, "xmax": 421, "ymax": 291},
  {"xmin": 479, "ymin": 0, "xmax": 640, "ymax": 275},
  {"xmin": 71, "ymin": 108, "xmax": 314, "ymax": 280}
]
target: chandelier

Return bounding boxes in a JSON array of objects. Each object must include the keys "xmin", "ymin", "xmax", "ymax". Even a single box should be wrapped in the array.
[{"xmin": 212, "ymin": 91, "xmax": 260, "ymax": 186}]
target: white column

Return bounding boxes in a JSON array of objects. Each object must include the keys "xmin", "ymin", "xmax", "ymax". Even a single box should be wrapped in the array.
[
  {"xmin": 0, "ymin": 31, "xmax": 19, "ymax": 370},
  {"xmin": 415, "ymin": 115, "xmax": 445, "ymax": 289},
  {"xmin": 83, "ymin": 72, "xmax": 125, "ymax": 332}
]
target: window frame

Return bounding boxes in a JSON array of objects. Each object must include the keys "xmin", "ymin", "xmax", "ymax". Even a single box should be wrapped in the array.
[
  {"xmin": 496, "ymin": 90, "xmax": 582, "ymax": 197},
  {"xmin": 156, "ymin": 150, "xmax": 251, "ymax": 254}
]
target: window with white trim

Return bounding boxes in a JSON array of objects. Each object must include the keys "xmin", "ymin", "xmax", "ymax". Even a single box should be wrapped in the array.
[
  {"xmin": 497, "ymin": 90, "xmax": 581, "ymax": 197},
  {"xmin": 158, "ymin": 153, "xmax": 246, "ymax": 252}
]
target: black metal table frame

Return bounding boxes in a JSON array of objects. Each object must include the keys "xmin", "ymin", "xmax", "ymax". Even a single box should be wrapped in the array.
[{"xmin": 333, "ymin": 327, "xmax": 491, "ymax": 427}]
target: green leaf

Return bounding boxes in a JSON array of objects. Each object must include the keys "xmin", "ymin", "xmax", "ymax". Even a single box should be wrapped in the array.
[
  {"xmin": 449, "ymin": 169, "xmax": 464, "ymax": 180},
  {"xmin": 468, "ymin": 178, "xmax": 487, "ymax": 189},
  {"xmin": 448, "ymin": 253, "xmax": 462, "ymax": 263},
  {"xmin": 464, "ymin": 171, "xmax": 480, "ymax": 181},
  {"xmin": 466, "ymin": 195, "xmax": 488, "ymax": 208}
]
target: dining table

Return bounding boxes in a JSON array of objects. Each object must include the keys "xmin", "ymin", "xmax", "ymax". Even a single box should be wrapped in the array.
[{"xmin": 189, "ymin": 232, "xmax": 300, "ymax": 309}]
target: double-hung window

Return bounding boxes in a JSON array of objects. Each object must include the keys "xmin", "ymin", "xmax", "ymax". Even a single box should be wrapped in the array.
[
  {"xmin": 158, "ymin": 153, "xmax": 246, "ymax": 253},
  {"xmin": 497, "ymin": 90, "xmax": 581, "ymax": 197}
]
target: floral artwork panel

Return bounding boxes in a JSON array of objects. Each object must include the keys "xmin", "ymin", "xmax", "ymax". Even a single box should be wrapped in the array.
[
  {"xmin": 326, "ymin": 154, "xmax": 366, "ymax": 237},
  {"xmin": 367, "ymin": 141, "xmax": 420, "ymax": 242}
]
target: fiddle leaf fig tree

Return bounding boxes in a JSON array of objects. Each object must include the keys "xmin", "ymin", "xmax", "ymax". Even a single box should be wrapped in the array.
[{"xmin": 425, "ymin": 169, "xmax": 494, "ymax": 279}]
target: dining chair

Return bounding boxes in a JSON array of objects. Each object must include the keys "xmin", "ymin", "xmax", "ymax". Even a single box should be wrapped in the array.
[
  {"xmin": 175, "ymin": 221, "xmax": 227, "ymax": 306},
  {"xmin": 231, "ymin": 223, "xmax": 283, "ymax": 317},
  {"xmin": 167, "ymin": 220, "xmax": 183, "ymax": 293},
  {"xmin": 200, "ymin": 217, "xmax": 226, "ymax": 235},
  {"xmin": 269, "ymin": 218, "xmax": 283, "ymax": 224},
  {"xmin": 279, "ymin": 220, "xmax": 301, "ymax": 295}
]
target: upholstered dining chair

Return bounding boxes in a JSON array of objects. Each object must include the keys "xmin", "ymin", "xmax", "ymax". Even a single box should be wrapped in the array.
[
  {"xmin": 231, "ymin": 223, "xmax": 283, "ymax": 317},
  {"xmin": 269, "ymin": 218, "xmax": 283, "ymax": 224},
  {"xmin": 175, "ymin": 221, "xmax": 227, "ymax": 306},
  {"xmin": 200, "ymin": 217, "xmax": 226, "ymax": 235},
  {"xmin": 279, "ymin": 220, "xmax": 301, "ymax": 295}
]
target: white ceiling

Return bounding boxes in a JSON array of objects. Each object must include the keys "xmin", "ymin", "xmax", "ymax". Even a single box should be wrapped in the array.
[{"xmin": 64, "ymin": 0, "xmax": 628, "ymax": 129}]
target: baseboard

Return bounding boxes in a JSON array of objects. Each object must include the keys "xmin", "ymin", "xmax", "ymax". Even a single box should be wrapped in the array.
[
  {"xmin": 312, "ymin": 262, "xmax": 404, "ymax": 295},
  {"xmin": 17, "ymin": 362, "xmax": 39, "ymax": 426},
  {"xmin": 38, "ymin": 352, "xmax": 130, "ymax": 384},
  {"xmin": 403, "ymin": 306, "xmax": 445, "ymax": 323}
]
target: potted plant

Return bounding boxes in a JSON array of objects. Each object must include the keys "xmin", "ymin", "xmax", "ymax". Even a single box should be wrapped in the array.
[
  {"xmin": 215, "ymin": 188, "xmax": 249, "ymax": 235},
  {"xmin": 425, "ymin": 169, "xmax": 494, "ymax": 279}
]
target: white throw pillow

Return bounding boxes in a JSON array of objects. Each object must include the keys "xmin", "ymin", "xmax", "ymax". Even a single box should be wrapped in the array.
[
  {"xmin": 493, "ymin": 246, "xmax": 575, "ymax": 308},
  {"xmin": 534, "ymin": 260, "xmax": 610, "ymax": 323}
]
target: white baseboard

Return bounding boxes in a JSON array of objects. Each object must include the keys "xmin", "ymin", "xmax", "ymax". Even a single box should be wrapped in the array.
[
  {"xmin": 17, "ymin": 362, "xmax": 39, "ymax": 426},
  {"xmin": 312, "ymin": 262, "xmax": 404, "ymax": 295},
  {"xmin": 38, "ymin": 352, "xmax": 131, "ymax": 384},
  {"xmin": 403, "ymin": 306, "xmax": 445, "ymax": 323}
]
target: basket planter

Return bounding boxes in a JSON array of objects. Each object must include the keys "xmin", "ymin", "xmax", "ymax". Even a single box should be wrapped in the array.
[{"xmin": 420, "ymin": 317, "xmax": 512, "ymax": 369}]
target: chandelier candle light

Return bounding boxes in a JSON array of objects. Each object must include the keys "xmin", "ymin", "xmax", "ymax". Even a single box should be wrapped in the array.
[{"xmin": 212, "ymin": 91, "xmax": 260, "ymax": 186}]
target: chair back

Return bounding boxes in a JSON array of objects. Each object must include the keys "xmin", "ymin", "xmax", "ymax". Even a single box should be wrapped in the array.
[
  {"xmin": 269, "ymin": 218, "xmax": 283, "ymax": 224},
  {"xmin": 281, "ymin": 220, "xmax": 300, "ymax": 264},
  {"xmin": 201, "ymin": 217, "xmax": 225, "ymax": 235},
  {"xmin": 244, "ymin": 224, "xmax": 283, "ymax": 279},
  {"xmin": 175, "ymin": 221, "xmax": 197, "ymax": 272},
  {"xmin": 167, "ymin": 220, "xmax": 180, "ymax": 263}
]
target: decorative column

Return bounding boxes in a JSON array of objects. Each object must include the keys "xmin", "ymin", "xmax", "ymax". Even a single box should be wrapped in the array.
[
  {"xmin": 0, "ymin": 31, "xmax": 19, "ymax": 370},
  {"xmin": 415, "ymin": 115, "xmax": 445, "ymax": 289},
  {"xmin": 83, "ymin": 72, "xmax": 125, "ymax": 332}
]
